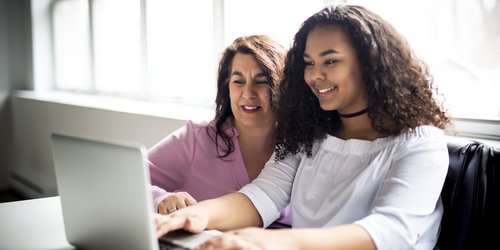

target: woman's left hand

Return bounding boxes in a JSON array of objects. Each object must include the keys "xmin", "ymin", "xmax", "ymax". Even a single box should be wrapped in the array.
[{"xmin": 196, "ymin": 227, "xmax": 298, "ymax": 250}]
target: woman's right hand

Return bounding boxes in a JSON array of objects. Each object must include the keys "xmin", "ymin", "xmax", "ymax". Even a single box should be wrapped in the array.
[
  {"xmin": 196, "ymin": 227, "xmax": 299, "ymax": 250},
  {"xmin": 155, "ymin": 208, "xmax": 209, "ymax": 238},
  {"xmin": 158, "ymin": 191, "xmax": 197, "ymax": 214}
]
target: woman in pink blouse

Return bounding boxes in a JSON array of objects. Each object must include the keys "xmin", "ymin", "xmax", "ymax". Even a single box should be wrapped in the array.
[{"xmin": 147, "ymin": 35, "xmax": 290, "ymax": 225}]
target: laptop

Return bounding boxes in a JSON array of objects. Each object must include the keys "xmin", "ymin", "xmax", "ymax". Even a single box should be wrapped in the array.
[{"xmin": 51, "ymin": 133, "xmax": 220, "ymax": 250}]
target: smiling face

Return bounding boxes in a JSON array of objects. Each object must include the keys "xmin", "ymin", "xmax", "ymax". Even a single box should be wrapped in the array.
[
  {"xmin": 229, "ymin": 53, "xmax": 274, "ymax": 130},
  {"xmin": 303, "ymin": 25, "xmax": 368, "ymax": 114}
]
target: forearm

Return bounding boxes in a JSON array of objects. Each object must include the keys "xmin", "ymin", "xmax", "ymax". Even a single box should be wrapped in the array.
[
  {"xmin": 285, "ymin": 224, "xmax": 375, "ymax": 250},
  {"xmin": 200, "ymin": 192, "xmax": 262, "ymax": 231}
]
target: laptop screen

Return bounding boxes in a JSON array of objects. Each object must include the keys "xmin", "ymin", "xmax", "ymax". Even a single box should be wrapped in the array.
[
  {"xmin": 51, "ymin": 133, "xmax": 159, "ymax": 250},
  {"xmin": 51, "ymin": 133, "xmax": 221, "ymax": 250}
]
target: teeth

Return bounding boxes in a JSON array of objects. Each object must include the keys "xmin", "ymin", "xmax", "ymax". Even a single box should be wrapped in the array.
[
  {"xmin": 243, "ymin": 106, "xmax": 257, "ymax": 110},
  {"xmin": 318, "ymin": 86, "xmax": 336, "ymax": 94}
]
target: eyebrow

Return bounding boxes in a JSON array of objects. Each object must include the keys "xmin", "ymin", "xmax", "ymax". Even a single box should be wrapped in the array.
[
  {"xmin": 231, "ymin": 71, "xmax": 244, "ymax": 77},
  {"xmin": 230, "ymin": 71, "xmax": 267, "ymax": 78},
  {"xmin": 303, "ymin": 49, "xmax": 339, "ymax": 58}
]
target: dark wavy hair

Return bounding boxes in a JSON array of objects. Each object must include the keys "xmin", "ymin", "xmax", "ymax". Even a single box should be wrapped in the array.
[
  {"xmin": 275, "ymin": 5, "xmax": 451, "ymax": 160},
  {"xmin": 208, "ymin": 35, "xmax": 286, "ymax": 159}
]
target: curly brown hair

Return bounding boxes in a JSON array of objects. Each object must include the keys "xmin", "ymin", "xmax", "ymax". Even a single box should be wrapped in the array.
[
  {"xmin": 209, "ymin": 35, "xmax": 286, "ymax": 159},
  {"xmin": 275, "ymin": 5, "xmax": 451, "ymax": 160}
]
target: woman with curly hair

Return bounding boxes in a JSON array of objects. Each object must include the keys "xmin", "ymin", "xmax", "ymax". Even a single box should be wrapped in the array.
[{"xmin": 155, "ymin": 5, "xmax": 451, "ymax": 250}]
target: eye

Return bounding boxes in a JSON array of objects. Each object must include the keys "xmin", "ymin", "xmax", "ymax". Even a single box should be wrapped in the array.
[
  {"xmin": 304, "ymin": 60, "xmax": 314, "ymax": 66},
  {"xmin": 232, "ymin": 79, "xmax": 244, "ymax": 85},
  {"xmin": 256, "ymin": 78, "xmax": 270, "ymax": 84},
  {"xmin": 325, "ymin": 59, "xmax": 337, "ymax": 65}
]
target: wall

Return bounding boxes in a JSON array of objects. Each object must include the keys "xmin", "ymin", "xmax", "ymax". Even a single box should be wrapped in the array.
[
  {"xmin": 2, "ymin": 0, "xmax": 215, "ymax": 198},
  {"xmin": 0, "ymin": 0, "xmax": 32, "ymax": 189},
  {"xmin": 0, "ymin": 0, "xmax": 11, "ymax": 189},
  {"xmin": 10, "ymin": 92, "xmax": 212, "ymax": 198}
]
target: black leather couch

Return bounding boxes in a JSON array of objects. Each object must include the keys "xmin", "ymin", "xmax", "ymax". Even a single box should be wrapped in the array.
[{"xmin": 435, "ymin": 138, "xmax": 500, "ymax": 250}]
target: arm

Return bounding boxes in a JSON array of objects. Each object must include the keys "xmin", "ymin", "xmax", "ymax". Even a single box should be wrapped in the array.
[
  {"xmin": 199, "ymin": 127, "xmax": 449, "ymax": 249},
  {"xmin": 156, "ymin": 150, "xmax": 300, "ymax": 237},
  {"xmin": 239, "ymin": 152, "xmax": 301, "ymax": 227},
  {"xmin": 283, "ymin": 225, "xmax": 375, "ymax": 250},
  {"xmin": 148, "ymin": 121, "xmax": 197, "ymax": 211},
  {"xmin": 204, "ymin": 192, "xmax": 263, "ymax": 230},
  {"xmin": 355, "ymin": 127, "xmax": 449, "ymax": 249},
  {"xmin": 198, "ymin": 225, "xmax": 375, "ymax": 250},
  {"xmin": 156, "ymin": 192, "xmax": 261, "ymax": 237}
]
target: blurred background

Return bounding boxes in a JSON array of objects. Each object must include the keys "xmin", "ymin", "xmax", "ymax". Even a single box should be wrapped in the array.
[{"xmin": 1, "ymin": 0, "xmax": 499, "ymax": 201}]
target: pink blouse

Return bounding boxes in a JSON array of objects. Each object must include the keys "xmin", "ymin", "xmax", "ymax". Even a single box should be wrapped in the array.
[{"xmin": 148, "ymin": 120, "xmax": 291, "ymax": 225}]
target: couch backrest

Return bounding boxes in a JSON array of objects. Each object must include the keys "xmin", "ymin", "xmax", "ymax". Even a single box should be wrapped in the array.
[{"xmin": 435, "ymin": 139, "xmax": 500, "ymax": 250}]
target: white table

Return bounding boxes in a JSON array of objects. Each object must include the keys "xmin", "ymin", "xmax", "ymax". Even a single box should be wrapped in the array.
[{"xmin": 0, "ymin": 196, "xmax": 75, "ymax": 250}]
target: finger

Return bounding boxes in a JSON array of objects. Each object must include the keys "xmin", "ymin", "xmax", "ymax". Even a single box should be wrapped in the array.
[
  {"xmin": 181, "ymin": 214, "xmax": 210, "ymax": 233},
  {"xmin": 160, "ymin": 204, "xmax": 177, "ymax": 214},
  {"xmin": 225, "ymin": 230, "xmax": 264, "ymax": 250},
  {"xmin": 155, "ymin": 214, "xmax": 188, "ymax": 238},
  {"xmin": 185, "ymin": 196, "xmax": 197, "ymax": 206},
  {"xmin": 158, "ymin": 198, "xmax": 173, "ymax": 214},
  {"xmin": 175, "ymin": 192, "xmax": 197, "ymax": 208},
  {"xmin": 176, "ymin": 197, "xmax": 196, "ymax": 209},
  {"xmin": 160, "ymin": 198, "xmax": 179, "ymax": 214},
  {"xmin": 197, "ymin": 234, "xmax": 255, "ymax": 250},
  {"xmin": 197, "ymin": 235, "xmax": 227, "ymax": 250},
  {"xmin": 157, "ymin": 211, "xmax": 207, "ymax": 237},
  {"xmin": 176, "ymin": 201, "xmax": 188, "ymax": 209},
  {"xmin": 158, "ymin": 204, "xmax": 168, "ymax": 215}
]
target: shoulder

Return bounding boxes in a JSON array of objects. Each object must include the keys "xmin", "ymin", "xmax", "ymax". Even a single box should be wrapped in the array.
[
  {"xmin": 182, "ymin": 120, "xmax": 212, "ymax": 135},
  {"xmin": 185, "ymin": 119, "xmax": 210, "ymax": 130},
  {"xmin": 392, "ymin": 125, "xmax": 449, "ymax": 161},
  {"xmin": 318, "ymin": 126, "xmax": 446, "ymax": 156},
  {"xmin": 184, "ymin": 119, "xmax": 238, "ymax": 142},
  {"xmin": 396, "ymin": 125, "xmax": 446, "ymax": 144},
  {"xmin": 407, "ymin": 125, "xmax": 445, "ymax": 137},
  {"xmin": 164, "ymin": 120, "xmax": 212, "ymax": 144}
]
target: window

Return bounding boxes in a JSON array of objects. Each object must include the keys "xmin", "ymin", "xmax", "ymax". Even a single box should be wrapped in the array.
[
  {"xmin": 350, "ymin": 0, "xmax": 500, "ymax": 121},
  {"xmin": 50, "ymin": 0, "xmax": 327, "ymax": 106},
  {"xmin": 146, "ymin": 0, "xmax": 214, "ymax": 105},
  {"xmin": 52, "ymin": 0, "xmax": 91, "ymax": 91},
  {"xmin": 224, "ymin": 0, "xmax": 325, "ymax": 48},
  {"xmin": 44, "ymin": 0, "xmax": 500, "ymax": 138},
  {"xmin": 52, "ymin": 0, "xmax": 216, "ymax": 105}
]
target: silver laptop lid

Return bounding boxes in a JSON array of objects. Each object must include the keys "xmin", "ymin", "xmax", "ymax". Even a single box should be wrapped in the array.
[{"xmin": 51, "ymin": 133, "xmax": 158, "ymax": 250}]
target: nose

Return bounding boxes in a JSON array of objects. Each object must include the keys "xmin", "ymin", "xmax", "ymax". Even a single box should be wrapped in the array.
[
  {"xmin": 242, "ymin": 82, "xmax": 257, "ymax": 99},
  {"xmin": 306, "ymin": 65, "xmax": 325, "ymax": 86},
  {"xmin": 311, "ymin": 65, "xmax": 326, "ymax": 82}
]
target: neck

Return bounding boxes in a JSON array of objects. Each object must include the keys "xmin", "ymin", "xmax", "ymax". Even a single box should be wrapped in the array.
[
  {"xmin": 338, "ymin": 108, "xmax": 368, "ymax": 118},
  {"xmin": 335, "ymin": 110, "xmax": 381, "ymax": 140},
  {"xmin": 234, "ymin": 120, "xmax": 276, "ymax": 149}
]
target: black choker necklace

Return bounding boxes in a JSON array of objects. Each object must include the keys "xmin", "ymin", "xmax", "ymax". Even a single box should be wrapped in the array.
[{"xmin": 338, "ymin": 108, "xmax": 368, "ymax": 118}]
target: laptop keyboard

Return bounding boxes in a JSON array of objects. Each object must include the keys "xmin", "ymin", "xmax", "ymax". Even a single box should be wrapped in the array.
[{"xmin": 159, "ymin": 239, "xmax": 190, "ymax": 250}]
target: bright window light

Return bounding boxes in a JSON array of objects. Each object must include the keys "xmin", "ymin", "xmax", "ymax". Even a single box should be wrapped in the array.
[
  {"xmin": 350, "ymin": 0, "xmax": 500, "ymax": 120},
  {"xmin": 49, "ymin": 0, "xmax": 500, "ymax": 121},
  {"xmin": 92, "ymin": 0, "xmax": 143, "ymax": 95},
  {"xmin": 146, "ymin": 0, "xmax": 215, "ymax": 106},
  {"xmin": 52, "ymin": 0, "xmax": 91, "ymax": 91},
  {"xmin": 224, "ymin": 0, "xmax": 325, "ymax": 48}
]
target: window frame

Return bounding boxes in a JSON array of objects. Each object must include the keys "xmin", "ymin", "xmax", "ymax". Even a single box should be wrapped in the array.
[{"xmin": 30, "ymin": 0, "xmax": 500, "ymax": 142}]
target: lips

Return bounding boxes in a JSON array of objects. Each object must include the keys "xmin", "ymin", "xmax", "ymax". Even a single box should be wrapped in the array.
[
  {"xmin": 318, "ymin": 86, "xmax": 337, "ymax": 94},
  {"xmin": 241, "ymin": 105, "xmax": 260, "ymax": 113}
]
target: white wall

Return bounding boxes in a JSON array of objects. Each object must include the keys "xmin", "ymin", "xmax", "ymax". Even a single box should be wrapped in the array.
[{"xmin": 10, "ymin": 92, "xmax": 212, "ymax": 198}]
